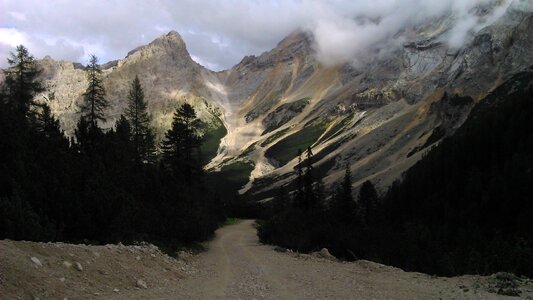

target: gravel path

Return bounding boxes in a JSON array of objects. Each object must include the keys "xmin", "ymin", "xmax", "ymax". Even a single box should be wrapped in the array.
[
  {"xmin": 2, "ymin": 220, "xmax": 532, "ymax": 299},
  {"xmin": 120, "ymin": 220, "xmax": 533, "ymax": 299}
]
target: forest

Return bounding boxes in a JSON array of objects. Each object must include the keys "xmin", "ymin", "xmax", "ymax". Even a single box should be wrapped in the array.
[
  {"xmin": 0, "ymin": 46, "xmax": 226, "ymax": 252},
  {"xmin": 258, "ymin": 72, "xmax": 533, "ymax": 277}
]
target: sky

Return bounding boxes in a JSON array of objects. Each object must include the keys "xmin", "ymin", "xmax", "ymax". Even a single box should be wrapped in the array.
[{"xmin": 0, "ymin": 0, "xmax": 525, "ymax": 71}]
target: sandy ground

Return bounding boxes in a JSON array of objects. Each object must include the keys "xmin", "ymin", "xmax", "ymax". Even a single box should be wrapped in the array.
[{"xmin": 1, "ymin": 220, "xmax": 532, "ymax": 299}]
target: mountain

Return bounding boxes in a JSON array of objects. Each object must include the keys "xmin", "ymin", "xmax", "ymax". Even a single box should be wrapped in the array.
[{"xmin": 34, "ymin": 1, "xmax": 533, "ymax": 198}]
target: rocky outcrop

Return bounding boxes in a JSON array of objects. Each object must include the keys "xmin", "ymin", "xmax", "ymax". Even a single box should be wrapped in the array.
[
  {"xmin": 26, "ymin": 1, "xmax": 533, "ymax": 198},
  {"xmin": 37, "ymin": 31, "xmax": 225, "ymax": 139}
]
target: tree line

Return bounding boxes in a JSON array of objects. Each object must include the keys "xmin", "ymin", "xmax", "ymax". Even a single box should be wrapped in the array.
[
  {"xmin": 258, "ymin": 74, "xmax": 533, "ymax": 277},
  {"xmin": 0, "ymin": 45, "xmax": 226, "ymax": 250}
]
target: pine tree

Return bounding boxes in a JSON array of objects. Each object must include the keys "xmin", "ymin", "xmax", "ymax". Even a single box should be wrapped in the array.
[
  {"xmin": 112, "ymin": 115, "xmax": 135, "ymax": 166},
  {"xmin": 161, "ymin": 103, "xmax": 202, "ymax": 182},
  {"xmin": 333, "ymin": 164, "xmax": 357, "ymax": 223},
  {"xmin": 36, "ymin": 103, "xmax": 67, "ymax": 147},
  {"xmin": 314, "ymin": 172, "xmax": 326, "ymax": 210},
  {"xmin": 342, "ymin": 164, "xmax": 353, "ymax": 204},
  {"xmin": 125, "ymin": 75, "xmax": 155, "ymax": 163},
  {"xmin": 81, "ymin": 55, "xmax": 108, "ymax": 128},
  {"xmin": 2, "ymin": 45, "xmax": 44, "ymax": 117},
  {"xmin": 303, "ymin": 146, "xmax": 315, "ymax": 209},
  {"xmin": 358, "ymin": 180, "xmax": 379, "ymax": 226},
  {"xmin": 294, "ymin": 149, "xmax": 304, "ymax": 209},
  {"xmin": 272, "ymin": 186, "xmax": 289, "ymax": 214}
]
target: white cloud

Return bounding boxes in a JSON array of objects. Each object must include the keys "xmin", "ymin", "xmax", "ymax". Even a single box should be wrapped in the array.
[
  {"xmin": 0, "ymin": 0, "xmax": 527, "ymax": 70},
  {"xmin": 0, "ymin": 27, "xmax": 28, "ymax": 47},
  {"xmin": 8, "ymin": 11, "xmax": 26, "ymax": 22}
]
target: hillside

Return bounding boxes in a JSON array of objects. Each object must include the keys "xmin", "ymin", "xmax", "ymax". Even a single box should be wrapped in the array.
[{"xmin": 31, "ymin": 1, "xmax": 533, "ymax": 198}]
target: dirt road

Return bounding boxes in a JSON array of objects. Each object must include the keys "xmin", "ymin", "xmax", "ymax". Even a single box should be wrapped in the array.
[
  {"xmin": 119, "ymin": 220, "xmax": 532, "ymax": 299},
  {"xmin": 2, "ymin": 220, "xmax": 532, "ymax": 299}
]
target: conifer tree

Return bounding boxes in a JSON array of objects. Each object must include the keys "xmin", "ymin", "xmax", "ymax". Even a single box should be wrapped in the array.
[
  {"xmin": 161, "ymin": 103, "xmax": 202, "ymax": 182},
  {"xmin": 81, "ymin": 55, "xmax": 108, "ymax": 128},
  {"xmin": 36, "ymin": 103, "xmax": 67, "ymax": 147},
  {"xmin": 2, "ymin": 45, "xmax": 44, "ymax": 117},
  {"xmin": 294, "ymin": 149, "xmax": 304, "ymax": 208},
  {"xmin": 125, "ymin": 75, "xmax": 155, "ymax": 163},
  {"xmin": 358, "ymin": 180, "xmax": 379, "ymax": 226},
  {"xmin": 272, "ymin": 186, "xmax": 289, "ymax": 214},
  {"xmin": 333, "ymin": 164, "xmax": 357, "ymax": 223},
  {"xmin": 303, "ymin": 146, "xmax": 315, "ymax": 209}
]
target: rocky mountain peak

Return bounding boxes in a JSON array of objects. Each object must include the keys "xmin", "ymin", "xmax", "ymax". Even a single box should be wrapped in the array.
[{"xmin": 122, "ymin": 30, "xmax": 192, "ymax": 66}]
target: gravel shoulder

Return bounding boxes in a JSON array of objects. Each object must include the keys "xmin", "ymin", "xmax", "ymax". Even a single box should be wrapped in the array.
[{"xmin": 1, "ymin": 220, "xmax": 532, "ymax": 299}]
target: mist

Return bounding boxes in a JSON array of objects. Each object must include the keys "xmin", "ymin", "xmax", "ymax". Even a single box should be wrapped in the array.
[{"xmin": 1, "ymin": 0, "xmax": 529, "ymax": 70}]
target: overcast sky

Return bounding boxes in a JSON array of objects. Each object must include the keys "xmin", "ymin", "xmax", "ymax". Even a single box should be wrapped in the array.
[{"xmin": 0, "ymin": 0, "xmax": 524, "ymax": 70}]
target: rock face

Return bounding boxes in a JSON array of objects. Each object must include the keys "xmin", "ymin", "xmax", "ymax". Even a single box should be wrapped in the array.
[
  {"xmin": 30, "ymin": 1, "xmax": 533, "ymax": 198},
  {"xmin": 38, "ymin": 31, "xmax": 225, "ymax": 140}
]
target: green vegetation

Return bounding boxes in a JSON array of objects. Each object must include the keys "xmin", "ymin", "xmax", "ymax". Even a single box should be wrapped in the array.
[
  {"xmin": 223, "ymin": 218, "xmax": 241, "ymax": 226},
  {"xmin": 205, "ymin": 160, "xmax": 255, "ymax": 201},
  {"xmin": 260, "ymin": 128, "xmax": 291, "ymax": 147},
  {"xmin": 257, "ymin": 72, "xmax": 533, "ymax": 277},
  {"xmin": 262, "ymin": 97, "xmax": 310, "ymax": 134},
  {"xmin": 200, "ymin": 116, "xmax": 227, "ymax": 164},
  {"xmin": 316, "ymin": 113, "xmax": 353, "ymax": 144},
  {"xmin": 0, "ymin": 46, "xmax": 226, "ymax": 249},
  {"xmin": 239, "ymin": 142, "xmax": 257, "ymax": 158},
  {"xmin": 220, "ymin": 161, "xmax": 255, "ymax": 184},
  {"xmin": 265, "ymin": 123, "xmax": 326, "ymax": 166}
]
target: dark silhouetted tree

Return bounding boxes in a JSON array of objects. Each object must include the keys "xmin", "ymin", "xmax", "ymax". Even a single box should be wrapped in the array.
[
  {"xmin": 358, "ymin": 180, "xmax": 378, "ymax": 226},
  {"xmin": 303, "ymin": 146, "xmax": 315, "ymax": 209},
  {"xmin": 161, "ymin": 103, "xmax": 202, "ymax": 182},
  {"xmin": 125, "ymin": 75, "xmax": 155, "ymax": 163},
  {"xmin": 2, "ymin": 45, "xmax": 44, "ymax": 117},
  {"xmin": 81, "ymin": 55, "xmax": 108, "ymax": 128},
  {"xmin": 294, "ymin": 149, "xmax": 304, "ymax": 208}
]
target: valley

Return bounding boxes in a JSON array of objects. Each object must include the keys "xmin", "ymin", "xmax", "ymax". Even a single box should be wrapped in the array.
[{"xmin": 1, "ymin": 0, "xmax": 533, "ymax": 298}]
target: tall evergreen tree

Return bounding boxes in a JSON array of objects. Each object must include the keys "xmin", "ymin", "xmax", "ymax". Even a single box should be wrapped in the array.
[
  {"xmin": 35, "ymin": 103, "xmax": 67, "ymax": 146},
  {"xmin": 293, "ymin": 149, "xmax": 305, "ymax": 209},
  {"xmin": 333, "ymin": 164, "xmax": 357, "ymax": 223},
  {"xmin": 81, "ymin": 55, "xmax": 108, "ymax": 128},
  {"xmin": 2, "ymin": 45, "xmax": 44, "ymax": 117},
  {"xmin": 358, "ymin": 180, "xmax": 378, "ymax": 226},
  {"xmin": 161, "ymin": 103, "xmax": 202, "ymax": 182},
  {"xmin": 303, "ymin": 146, "xmax": 315, "ymax": 209},
  {"xmin": 125, "ymin": 75, "xmax": 155, "ymax": 163}
]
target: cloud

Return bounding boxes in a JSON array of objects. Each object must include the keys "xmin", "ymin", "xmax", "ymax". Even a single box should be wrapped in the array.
[{"xmin": 0, "ymin": 0, "xmax": 526, "ymax": 70}]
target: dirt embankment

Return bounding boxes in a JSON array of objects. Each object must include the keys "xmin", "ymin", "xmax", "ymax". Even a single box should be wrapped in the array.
[{"xmin": 1, "ymin": 220, "xmax": 532, "ymax": 299}]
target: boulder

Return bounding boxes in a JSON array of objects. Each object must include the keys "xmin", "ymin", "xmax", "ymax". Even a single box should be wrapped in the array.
[
  {"xmin": 136, "ymin": 279, "xmax": 148, "ymax": 289},
  {"xmin": 30, "ymin": 257, "xmax": 42, "ymax": 267},
  {"xmin": 74, "ymin": 262, "xmax": 83, "ymax": 271}
]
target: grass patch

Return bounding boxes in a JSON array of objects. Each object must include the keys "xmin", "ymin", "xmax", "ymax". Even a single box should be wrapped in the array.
[
  {"xmin": 262, "ymin": 97, "xmax": 310, "ymax": 134},
  {"xmin": 265, "ymin": 123, "xmax": 327, "ymax": 166},
  {"xmin": 200, "ymin": 117, "xmax": 227, "ymax": 165},
  {"xmin": 316, "ymin": 114, "xmax": 352, "ymax": 144},
  {"xmin": 239, "ymin": 142, "xmax": 257, "ymax": 158},
  {"xmin": 152, "ymin": 240, "xmax": 207, "ymax": 257},
  {"xmin": 260, "ymin": 128, "xmax": 291, "ymax": 147},
  {"xmin": 205, "ymin": 160, "xmax": 255, "ymax": 199},
  {"xmin": 223, "ymin": 218, "xmax": 241, "ymax": 225}
]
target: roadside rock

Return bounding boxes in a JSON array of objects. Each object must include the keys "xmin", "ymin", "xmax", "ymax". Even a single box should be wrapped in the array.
[
  {"xmin": 136, "ymin": 279, "xmax": 148, "ymax": 289},
  {"xmin": 30, "ymin": 257, "xmax": 42, "ymax": 267},
  {"xmin": 74, "ymin": 262, "xmax": 83, "ymax": 272},
  {"xmin": 312, "ymin": 248, "xmax": 337, "ymax": 261}
]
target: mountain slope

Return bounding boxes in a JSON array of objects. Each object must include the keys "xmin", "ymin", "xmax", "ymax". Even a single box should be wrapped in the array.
[{"xmin": 33, "ymin": 1, "xmax": 533, "ymax": 198}]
